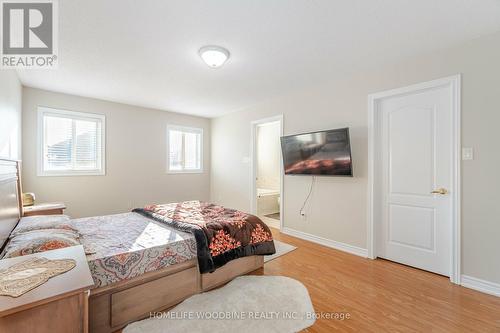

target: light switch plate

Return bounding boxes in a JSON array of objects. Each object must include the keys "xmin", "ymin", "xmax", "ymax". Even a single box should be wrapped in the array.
[{"xmin": 462, "ymin": 148, "xmax": 473, "ymax": 160}]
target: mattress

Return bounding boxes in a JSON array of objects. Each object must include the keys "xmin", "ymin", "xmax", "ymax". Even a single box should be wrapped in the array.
[{"xmin": 70, "ymin": 212, "xmax": 197, "ymax": 288}]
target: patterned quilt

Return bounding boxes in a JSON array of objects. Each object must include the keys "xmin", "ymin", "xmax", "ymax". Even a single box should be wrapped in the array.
[
  {"xmin": 70, "ymin": 213, "xmax": 197, "ymax": 287},
  {"xmin": 133, "ymin": 201, "xmax": 276, "ymax": 273}
]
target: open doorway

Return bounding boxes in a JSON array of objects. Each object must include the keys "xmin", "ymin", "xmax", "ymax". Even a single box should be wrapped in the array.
[{"xmin": 251, "ymin": 116, "xmax": 283, "ymax": 230}]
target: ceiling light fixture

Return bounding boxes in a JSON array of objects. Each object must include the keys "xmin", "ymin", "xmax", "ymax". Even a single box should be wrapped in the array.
[{"xmin": 199, "ymin": 45, "xmax": 230, "ymax": 68}]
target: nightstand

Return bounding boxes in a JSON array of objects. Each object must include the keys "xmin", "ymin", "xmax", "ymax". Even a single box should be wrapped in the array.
[
  {"xmin": 0, "ymin": 245, "xmax": 94, "ymax": 333},
  {"xmin": 23, "ymin": 202, "xmax": 67, "ymax": 217}
]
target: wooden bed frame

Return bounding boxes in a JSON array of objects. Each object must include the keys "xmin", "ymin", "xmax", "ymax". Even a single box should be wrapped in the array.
[
  {"xmin": 89, "ymin": 256, "xmax": 263, "ymax": 333},
  {"xmin": 0, "ymin": 159, "xmax": 264, "ymax": 333}
]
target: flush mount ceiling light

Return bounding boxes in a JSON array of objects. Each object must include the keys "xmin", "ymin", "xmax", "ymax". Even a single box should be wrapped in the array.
[{"xmin": 199, "ymin": 45, "xmax": 230, "ymax": 68}]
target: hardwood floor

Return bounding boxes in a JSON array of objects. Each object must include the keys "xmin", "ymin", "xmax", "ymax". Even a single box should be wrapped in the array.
[{"xmin": 248, "ymin": 228, "xmax": 500, "ymax": 332}]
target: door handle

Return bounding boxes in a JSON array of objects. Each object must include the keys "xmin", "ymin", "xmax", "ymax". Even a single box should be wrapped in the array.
[{"xmin": 431, "ymin": 188, "xmax": 448, "ymax": 195}]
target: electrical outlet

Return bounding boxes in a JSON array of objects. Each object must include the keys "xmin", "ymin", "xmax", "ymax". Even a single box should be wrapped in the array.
[{"xmin": 462, "ymin": 148, "xmax": 473, "ymax": 160}]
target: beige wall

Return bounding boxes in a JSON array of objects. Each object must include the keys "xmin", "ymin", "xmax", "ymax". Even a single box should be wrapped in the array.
[
  {"xmin": 256, "ymin": 121, "xmax": 281, "ymax": 190},
  {"xmin": 211, "ymin": 31, "xmax": 500, "ymax": 284},
  {"xmin": 22, "ymin": 87, "xmax": 211, "ymax": 218},
  {"xmin": 0, "ymin": 70, "xmax": 22, "ymax": 160}
]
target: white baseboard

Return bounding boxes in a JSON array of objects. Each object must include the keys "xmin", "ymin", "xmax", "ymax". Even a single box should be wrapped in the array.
[
  {"xmin": 461, "ymin": 275, "xmax": 500, "ymax": 297},
  {"xmin": 281, "ymin": 228, "xmax": 500, "ymax": 299},
  {"xmin": 281, "ymin": 227, "xmax": 368, "ymax": 258}
]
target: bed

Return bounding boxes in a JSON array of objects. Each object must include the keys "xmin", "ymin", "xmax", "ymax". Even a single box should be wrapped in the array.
[{"xmin": 0, "ymin": 159, "xmax": 275, "ymax": 333}]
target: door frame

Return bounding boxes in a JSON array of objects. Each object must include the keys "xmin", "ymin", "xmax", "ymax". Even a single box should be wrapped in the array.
[
  {"xmin": 250, "ymin": 115, "xmax": 284, "ymax": 230},
  {"xmin": 367, "ymin": 75, "xmax": 461, "ymax": 284}
]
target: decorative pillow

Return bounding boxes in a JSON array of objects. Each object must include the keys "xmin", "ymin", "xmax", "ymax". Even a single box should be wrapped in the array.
[
  {"xmin": 11, "ymin": 215, "xmax": 75, "ymax": 237},
  {"xmin": 1, "ymin": 229, "xmax": 81, "ymax": 259}
]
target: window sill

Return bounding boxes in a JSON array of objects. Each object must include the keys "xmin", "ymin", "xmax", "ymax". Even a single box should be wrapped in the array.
[
  {"xmin": 37, "ymin": 170, "xmax": 106, "ymax": 177},
  {"xmin": 166, "ymin": 169, "xmax": 204, "ymax": 174}
]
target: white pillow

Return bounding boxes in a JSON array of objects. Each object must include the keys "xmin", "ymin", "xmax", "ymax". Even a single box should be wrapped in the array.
[
  {"xmin": 11, "ymin": 215, "xmax": 74, "ymax": 237},
  {"xmin": 2, "ymin": 229, "xmax": 81, "ymax": 259}
]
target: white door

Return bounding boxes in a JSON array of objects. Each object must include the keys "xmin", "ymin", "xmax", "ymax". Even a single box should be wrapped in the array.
[{"xmin": 377, "ymin": 85, "xmax": 453, "ymax": 276}]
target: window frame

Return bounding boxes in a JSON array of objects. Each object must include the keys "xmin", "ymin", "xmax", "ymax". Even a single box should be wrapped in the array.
[
  {"xmin": 37, "ymin": 106, "xmax": 106, "ymax": 177},
  {"xmin": 166, "ymin": 125, "xmax": 204, "ymax": 174}
]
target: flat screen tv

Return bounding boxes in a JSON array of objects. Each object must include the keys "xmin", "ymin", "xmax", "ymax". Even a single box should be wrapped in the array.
[{"xmin": 280, "ymin": 127, "xmax": 353, "ymax": 176}]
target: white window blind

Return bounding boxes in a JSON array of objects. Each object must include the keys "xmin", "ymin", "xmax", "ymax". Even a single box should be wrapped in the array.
[
  {"xmin": 167, "ymin": 126, "xmax": 203, "ymax": 173},
  {"xmin": 38, "ymin": 107, "xmax": 105, "ymax": 176}
]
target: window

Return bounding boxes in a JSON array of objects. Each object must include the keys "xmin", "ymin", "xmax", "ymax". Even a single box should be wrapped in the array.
[
  {"xmin": 167, "ymin": 125, "xmax": 203, "ymax": 173},
  {"xmin": 38, "ymin": 107, "xmax": 105, "ymax": 176}
]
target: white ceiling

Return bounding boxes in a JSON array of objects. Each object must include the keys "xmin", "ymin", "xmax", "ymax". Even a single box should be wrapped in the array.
[{"xmin": 17, "ymin": 0, "xmax": 500, "ymax": 118}]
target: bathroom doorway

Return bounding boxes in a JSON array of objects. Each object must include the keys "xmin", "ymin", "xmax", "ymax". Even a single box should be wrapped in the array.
[{"xmin": 251, "ymin": 115, "xmax": 283, "ymax": 230}]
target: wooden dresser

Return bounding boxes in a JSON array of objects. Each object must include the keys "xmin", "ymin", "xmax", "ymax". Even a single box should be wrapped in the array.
[{"xmin": 0, "ymin": 246, "xmax": 94, "ymax": 333}]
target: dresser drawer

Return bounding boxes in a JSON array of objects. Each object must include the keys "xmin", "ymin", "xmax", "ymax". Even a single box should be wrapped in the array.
[{"xmin": 110, "ymin": 266, "xmax": 199, "ymax": 327}]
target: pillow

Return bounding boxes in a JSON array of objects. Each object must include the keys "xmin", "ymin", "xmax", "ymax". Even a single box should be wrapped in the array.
[
  {"xmin": 11, "ymin": 215, "xmax": 75, "ymax": 237},
  {"xmin": 1, "ymin": 229, "xmax": 81, "ymax": 259}
]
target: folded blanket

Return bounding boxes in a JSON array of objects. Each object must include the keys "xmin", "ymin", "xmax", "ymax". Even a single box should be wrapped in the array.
[{"xmin": 133, "ymin": 201, "xmax": 276, "ymax": 273}]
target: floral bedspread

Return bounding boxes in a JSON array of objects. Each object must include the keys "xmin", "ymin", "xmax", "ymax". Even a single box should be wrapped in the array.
[
  {"xmin": 133, "ymin": 201, "xmax": 276, "ymax": 273},
  {"xmin": 70, "ymin": 213, "xmax": 197, "ymax": 287}
]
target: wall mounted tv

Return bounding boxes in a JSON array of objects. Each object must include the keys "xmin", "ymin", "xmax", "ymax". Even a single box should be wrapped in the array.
[{"xmin": 280, "ymin": 127, "xmax": 353, "ymax": 176}]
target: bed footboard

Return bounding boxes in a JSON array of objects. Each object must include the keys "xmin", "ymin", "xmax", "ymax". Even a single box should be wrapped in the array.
[
  {"xmin": 201, "ymin": 255, "xmax": 264, "ymax": 291},
  {"xmin": 89, "ymin": 259, "xmax": 198, "ymax": 333},
  {"xmin": 88, "ymin": 256, "xmax": 264, "ymax": 333}
]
